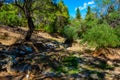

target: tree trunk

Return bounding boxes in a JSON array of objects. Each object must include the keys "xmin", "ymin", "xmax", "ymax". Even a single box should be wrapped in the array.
[
  {"xmin": 25, "ymin": 16, "xmax": 35, "ymax": 41},
  {"xmin": 0, "ymin": 2, "xmax": 3, "ymax": 7}
]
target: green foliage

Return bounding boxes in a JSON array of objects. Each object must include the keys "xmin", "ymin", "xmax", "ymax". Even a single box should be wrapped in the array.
[
  {"xmin": 85, "ymin": 6, "xmax": 97, "ymax": 23},
  {"xmin": 44, "ymin": 25, "xmax": 54, "ymax": 33},
  {"xmin": 86, "ymin": 6, "xmax": 91, "ymax": 16},
  {"xmin": 33, "ymin": 0, "xmax": 57, "ymax": 31},
  {"xmin": 82, "ymin": 22, "xmax": 119, "ymax": 48},
  {"xmin": 114, "ymin": 26, "xmax": 120, "ymax": 44},
  {"xmin": 54, "ymin": 0, "xmax": 69, "ymax": 33},
  {"xmin": 104, "ymin": 10, "xmax": 120, "ymax": 27},
  {"xmin": 62, "ymin": 56, "xmax": 78, "ymax": 68},
  {"xmin": 7, "ymin": 14, "xmax": 21, "ymax": 26},
  {"xmin": 55, "ymin": 56, "xmax": 79, "ymax": 74},
  {"xmin": 107, "ymin": 11, "xmax": 120, "ymax": 23},
  {"xmin": 70, "ymin": 19, "xmax": 84, "ymax": 38},
  {"xmin": 0, "ymin": 4, "xmax": 26, "ymax": 26},
  {"xmin": 33, "ymin": 0, "xmax": 69, "ymax": 34},
  {"xmin": 85, "ymin": 15, "xmax": 98, "ymax": 29},
  {"xmin": 84, "ymin": 6, "xmax": 99, "ymax": 32},
  {"xmin": 76, "ymin": 8, "xmax": 81, "ymax": 19},
  {"xmin": 63, "ymin": 26, "xmax": 78, "ymax": 41}
]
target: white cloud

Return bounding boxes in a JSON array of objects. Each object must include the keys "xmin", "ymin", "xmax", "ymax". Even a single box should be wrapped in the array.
[
  {"xmin": 79, "ymin": 6, "xmax": 86, "ymax": 11},
  {"xmin": 75, "ymin": 0, "xmax": 95, "ymax": 11},
  {"xmin": 88, "ymin": 1, "xmax": 94, "ymax": 5},
  {"xmin": 84, "ymin": 3, "xmax": 87, "ymax": 6}
]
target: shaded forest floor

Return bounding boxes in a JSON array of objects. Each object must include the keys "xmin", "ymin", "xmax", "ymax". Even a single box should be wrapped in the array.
[{"xmin": 0, "ymin": 26, "xmax": 120, "ymax": 80}]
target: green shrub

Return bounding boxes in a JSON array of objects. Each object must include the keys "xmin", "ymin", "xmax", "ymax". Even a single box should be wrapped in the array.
[
  {"xmin": 82, "ymin": 22, "xmax": 119, "ymax": 48},
  {"xmin": 114, "ymin": 26, "xmax": 120, "ymax": 45},
  {"xmin": 44, "ymin": 25, "xmax": 54, "ymax": 33},
  {"xmin": 70, "ymin": 19, "xmax": 85, "ymax": 38},
  {"xmin": 63, "ymin": 26, "xmax": 78, "ymax": 41}
]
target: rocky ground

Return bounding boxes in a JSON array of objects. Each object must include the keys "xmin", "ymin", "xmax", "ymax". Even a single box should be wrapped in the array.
[{"xmin": 0, "ymin": 26, "xmax": 120, "ymax": 80}]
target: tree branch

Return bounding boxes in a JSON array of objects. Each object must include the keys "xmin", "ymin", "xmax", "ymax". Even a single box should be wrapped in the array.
[{"xmin": 14, "ymin": 0, "xmax": 24, "ymax": 12}]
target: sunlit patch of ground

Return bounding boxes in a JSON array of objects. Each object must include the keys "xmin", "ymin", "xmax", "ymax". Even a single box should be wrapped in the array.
[
  {"xmin": 66, "ymin": 41, "xmax": 95, "ymax": 52},
  {"xmin": 36, "ymin": 31, "xmax": 65, "ymax": 43},
  {"xmin": 0, "ymin": 26, "xmax": 24, "ymax": 45}
]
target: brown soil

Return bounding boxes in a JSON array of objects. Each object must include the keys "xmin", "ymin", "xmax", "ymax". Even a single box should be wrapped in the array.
[
  {"xmin": 0, "ymin": 26, "xmax": 120, "ymax": 80},
  {"xmin": 0, "ymin": 26, "xmax": 64, "ymax": 45},
  {"xmin": 0, "ymin": 26, "xmax": 90, "ymax": 52},
  {"xmin": 93, "ymin": 48, "xmax": 120, "ymax": 60}
]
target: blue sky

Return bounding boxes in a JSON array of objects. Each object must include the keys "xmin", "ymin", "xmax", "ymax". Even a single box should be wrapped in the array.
[{"xmin": 63, "ymin": 0, "xmax": 95, "ymax": 18}]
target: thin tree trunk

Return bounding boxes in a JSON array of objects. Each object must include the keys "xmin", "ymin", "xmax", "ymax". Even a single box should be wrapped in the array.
[{"xmin": 25, "ymin": 16, "xmax": 35, "ymax": 41}]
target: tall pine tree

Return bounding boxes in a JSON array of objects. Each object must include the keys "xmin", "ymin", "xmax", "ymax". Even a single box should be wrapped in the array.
[
  {"xmin": 85, "ymin": 6, "xmax": 96, "ymax": 21},
  {"xmin": 86, "ymin": 6, "xmax": 91, "ymax": 15},
  {"xmin": 76, "ymin": 8, "xmax": 81, "ymax": 19}
]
